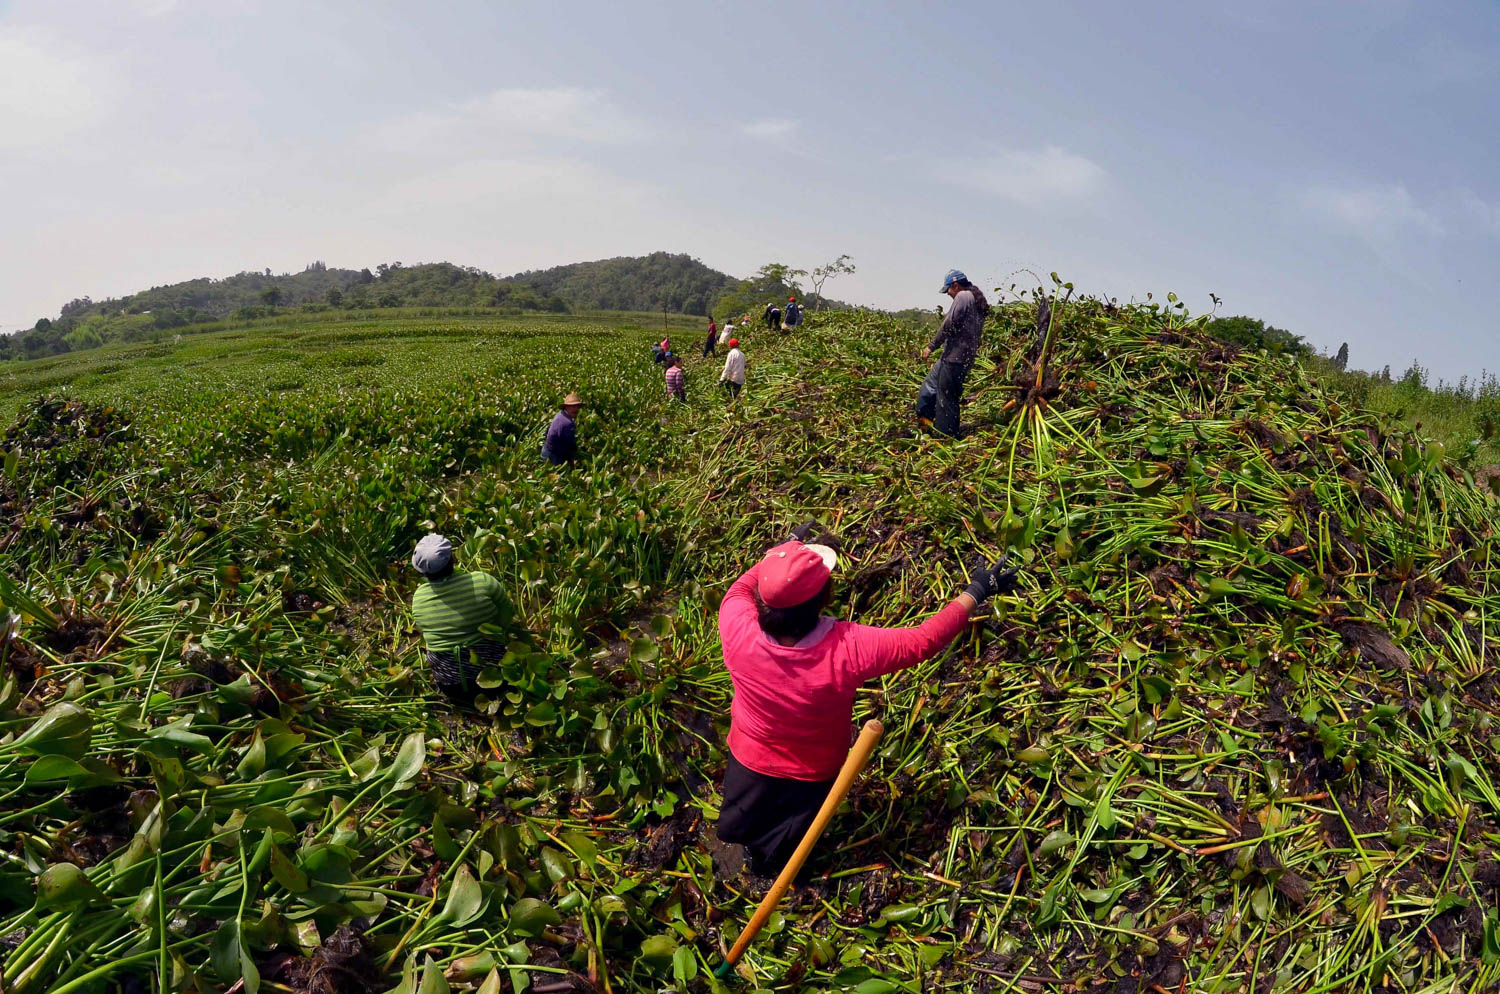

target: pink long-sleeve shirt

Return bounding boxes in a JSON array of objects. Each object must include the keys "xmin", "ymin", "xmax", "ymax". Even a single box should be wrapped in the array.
[{"xmin": 719, "ymin": 544, "xmax": 971, "ymax": 781}]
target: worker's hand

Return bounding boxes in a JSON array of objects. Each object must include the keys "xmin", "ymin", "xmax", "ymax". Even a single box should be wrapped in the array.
[
  {"xmin": 964, "ymin": 554, "xmax": 1020, "ymax": 604},
  {"xmin": 789, "ymin": 519, "xmax": 818, "ymax": 543},
  {"xmin": 921, "ymin": 347, "xmax": 932, "ymax": 360}
]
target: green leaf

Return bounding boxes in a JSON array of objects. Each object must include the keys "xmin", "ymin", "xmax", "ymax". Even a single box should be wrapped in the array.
[
  {"xmin": 269, "ymin": 843, "xmax": 309, "ymax": 893},
  {"xmin": 13, "ymin": 701, "xmax": 92, "ymax": 758},
  {"xmin": 388, "ymin": 732, "xmax": 426, "ymax": 788},
  {"xmin": 562, "ymin": 830, "xmax": 597, "ymax": 869},
  {"xmin": 147, "ymin": 716, "xmax": 213, "ymax": 754},
  {"xmin": 35, "ymin": 862, "xmax": 106, "ymax": 911},
  {"xmin": 639, "ymin": 932, "xmax": 678, "ymax": 968},
  {"xmin": 349, "ymin": 745, "xmax": 381, "ymax": 781},
  {"xmin": 540, "ymin": 847, "xmax": 574, "ymax": 884},
  {"xmin": 211, "ymin": 917, "xmax": 261, "ymax": 994},
  {"xmin": 672, "ymin": 945, "xmax": 698, "ymax": 984},
  {"xmin": 237, "ymin": 732, "xmax": 267, "ymax": 778},
  {"xmin": 508, "ymin": 897, "xmax": 560, "ymax": 937},
  {"xmin": 417, "ymin": 956, "xmax": 449, "ymax": 994},
  {"xmin": 439, "ymin": 863, "xmax": 485, "ymax": 926},
  {"xmin": 630, "ymin": 638, "xmax": 659, "ymax": 663},
  {"xmin": 386, "ymin": 953, "xmax": 418, "ymax": 994},
  {"xmin": 1039, "ymin": 829, "xmax": 1074, "ymax": 858},
  {"xmin": 24, "ymin": 755, "xmax": 89, "ymax": 784}
]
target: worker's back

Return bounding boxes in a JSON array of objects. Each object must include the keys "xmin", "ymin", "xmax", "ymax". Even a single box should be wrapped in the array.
[{"xmin": 412, "ymin": 571, "xmax": 511, "ymax": 653}]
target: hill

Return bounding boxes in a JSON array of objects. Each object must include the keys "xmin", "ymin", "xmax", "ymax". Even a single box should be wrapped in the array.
[
  {"xmin": 3, "ymin": 253, "xmax": 739, "ymax": 362},
  {"xmin": 1, "ymin": 300, "xmax": 1497, "ymax": 992},
  {"xmin": 500, "ymin": 251, "xmax": 738, "ymax": 315}
]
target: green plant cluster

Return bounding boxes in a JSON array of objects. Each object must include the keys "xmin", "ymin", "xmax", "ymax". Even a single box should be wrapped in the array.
[{"xmin": 2, "ymin": 298, "xmax": 1500, "ymax": 993}]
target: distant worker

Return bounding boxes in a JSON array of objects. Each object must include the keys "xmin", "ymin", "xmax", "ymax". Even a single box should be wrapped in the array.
[
  {"xmin": 665, "ymin": 354, "xmax": 687, "ymax": 402},
  {"xmin": 716, "ymin": 522, "xmax": 1019, "ymax": 876},
  {"xmin": 765, "ymin": 303, "xmax": 782, "ymax": 333},
  {"xmin": 719, "ymin": 319, "xmax": 734, "ymax": 347},
  {"xmin": 916, "ymin": 269, "xmax": 989, "ymax": 437},
  {"xmin": 653, "ymin": 337, "xmax": 671, "ymax": 364},
  {"xmin": 783, "ymin": 295, "xmax": 803, "ymax": 332},
  {"xmin": 720, "ymin": 338, "xmax": 746, "ymax": 399},
  {"xmin": 703, "ymin": 317, "xmax": 719, "ymax": 358},
  {"xmin": 541, "ymin": 391, "xmax": 584, "ymax": 464},
  {"xmin": 410, "ymin": 534, "xmax": 522, "ymax": 703}
]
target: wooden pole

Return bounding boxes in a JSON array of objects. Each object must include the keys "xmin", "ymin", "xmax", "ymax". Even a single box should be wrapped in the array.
[{"xmin": 715, "ymin": 719, "xmax": 885, "ymax": 979}]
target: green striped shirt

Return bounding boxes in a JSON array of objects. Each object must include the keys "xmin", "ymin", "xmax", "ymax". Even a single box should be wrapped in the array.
[{"xmin": 411, "ymin": 571, "xmax": 514, "ymax": 653}]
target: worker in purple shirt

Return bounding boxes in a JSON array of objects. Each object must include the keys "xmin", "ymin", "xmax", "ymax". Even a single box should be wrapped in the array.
[{"xmin": 542, "ymin": 392, "xmax": 584, "ymax": 464}]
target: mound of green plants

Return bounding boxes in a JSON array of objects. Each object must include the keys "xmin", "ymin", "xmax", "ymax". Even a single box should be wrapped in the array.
[{"xmin": 0, "ymin": 300, "xmax": 1498, "ymax": 994}]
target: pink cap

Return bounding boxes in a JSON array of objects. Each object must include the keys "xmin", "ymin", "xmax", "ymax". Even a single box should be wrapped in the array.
[{"xmin": 757, "ymin": 542, "xmax": 836, "ymax": 608}]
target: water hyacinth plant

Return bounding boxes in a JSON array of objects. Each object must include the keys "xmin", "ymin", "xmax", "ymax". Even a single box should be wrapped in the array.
[{"xmin": 0, "ymin": 301, "xmax": 1497, "ymax": 992}]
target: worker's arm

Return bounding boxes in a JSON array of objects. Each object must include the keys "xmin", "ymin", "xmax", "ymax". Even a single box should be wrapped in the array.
[
  {"xmin": 846, "ymin": 556, "xmax": 1016, "ymax": 681},
  {"xmin": 844, "ymin": 598, "xmax": 971, "ymax": 681},
  {"xmin": 719, "ymin": 555, "xmax": 771, "ymax": 639}
]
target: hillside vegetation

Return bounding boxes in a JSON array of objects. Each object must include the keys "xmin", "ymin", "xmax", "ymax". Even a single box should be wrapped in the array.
[
  {"xmin": 4, "ymin": 253, "xmax": 737, "ymax": 361},
  {"xmin": 1, "ymin": 298, "xmax": 1499, "ymax": 993}
]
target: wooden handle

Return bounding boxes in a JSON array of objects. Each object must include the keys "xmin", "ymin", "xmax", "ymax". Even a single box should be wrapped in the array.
[{"xmin": 718, "ymin": 719, "xmax": 885, "ymax": 976}]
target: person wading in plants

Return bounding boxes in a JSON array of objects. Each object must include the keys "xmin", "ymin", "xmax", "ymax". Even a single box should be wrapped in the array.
[
  {"xmin": 716, "ymin": 521, "xmax": 1018, "ymax": 876},
  {"xmin": 409, "ymin": 534, "xmax": 519, "ymax": 704},
  {"xmin": 782, "ymin": 295, "xmax": 803, "ymax": 332},
  {"xmin": 653, "ymin": 337, "xmax": 671, "ymax": 364},
  {"xmin": 719, "ymin": 337, "xmax": 746, "ymax": 400},
  {"xmin": 541, "ymin": 392, "xmax": 584, "ymax": 464},
  {"xmin": 765, "ymin": 302, "xmax": 782, "ymax": 334},
  {"xmin": 719, "ymin": 318, "xmax": 734, "ymax": 348},
  {"xmin": 915, "ymin": 269, "xmax": 989, "ymax": 437},
  {"xmin": 665, "ymin": 354, "xmax": 687, "ymax": 402},
  {"xmin": 703, "ymin": 317, "xmax": 719, "ymax": 358}
]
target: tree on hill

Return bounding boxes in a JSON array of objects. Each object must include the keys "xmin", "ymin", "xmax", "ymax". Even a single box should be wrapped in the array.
[
  {"xmin": 1207, "ymin": 315, "xmax": 1310, "ymax": 357},
  {"xmin": 261, "ymin": 285, "xmax": 283, "ymax": 309},
  {"xmin": 809, "ymin": 254, "xmax": 855, "ymax": 311},
  {"xmin": 713, "ymin": 262, "xmax": 810, "ymax": 321}
]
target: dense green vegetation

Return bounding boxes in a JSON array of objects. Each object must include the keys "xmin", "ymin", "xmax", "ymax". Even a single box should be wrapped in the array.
[
  {"xmin": 501, "ymin": 253, "xmax": 738, "ymax": 316},
  {"xmin": 3, "ymin": 254, "xmax": 741, "ymax": 362},
  {"xmin": 3, "ymin": 296, "xmax": 1500, "ymax": 993}
]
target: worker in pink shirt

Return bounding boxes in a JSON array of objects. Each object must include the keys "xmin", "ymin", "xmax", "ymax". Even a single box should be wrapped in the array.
[{"xmin": 716, "ymin": 520, "xmax": 1018, "ymax": 876}]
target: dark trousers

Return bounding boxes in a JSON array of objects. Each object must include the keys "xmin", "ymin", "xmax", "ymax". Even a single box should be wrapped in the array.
[
  {"xmin": 718, "ymin": 754, "xmax": 834, "ymax": 877},
  {"xmin": 703, "ymin": 339, "xmax": 716, "ymax": 357},
  {"xmin": 426, "ymin": 640, "xmax": 506, "ymax": 703},
  {"xmin": 915, "ymin": 359, "xmax": 970, "ymax": 437},
  {"xmin": 722, "ymin": 380, "xmax": 742, "ymax": 398}
]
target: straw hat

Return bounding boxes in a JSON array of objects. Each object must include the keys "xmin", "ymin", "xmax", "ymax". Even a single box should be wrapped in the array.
[{"xmin": 563, "ymin": 392, "xmax": 584, "ymax": 406}]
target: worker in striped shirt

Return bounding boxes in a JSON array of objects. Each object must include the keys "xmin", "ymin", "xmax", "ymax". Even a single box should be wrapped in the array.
[
  {"xmin": 664, "ymin": 354, "xmax": 686, "ymax": 402},
  {"xmin": 409, "ymin": 534, "xmax": 518, "ymax": 702}
]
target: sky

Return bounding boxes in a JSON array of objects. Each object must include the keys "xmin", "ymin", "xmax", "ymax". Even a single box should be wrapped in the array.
[{"xmin": 1, "ymin": 0, "xmax": 1497, "ymax": 379}]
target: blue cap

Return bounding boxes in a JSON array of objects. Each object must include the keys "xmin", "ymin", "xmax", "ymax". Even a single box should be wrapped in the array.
[{"xmin": 941, "ymin": 269, "xmax": 967, "ymax": 292}]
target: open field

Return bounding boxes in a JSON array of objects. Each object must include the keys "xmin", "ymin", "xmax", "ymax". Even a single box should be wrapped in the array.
[{"xmin": 3, "ymin": 303, "xmax": 1500, "ymax": 993}]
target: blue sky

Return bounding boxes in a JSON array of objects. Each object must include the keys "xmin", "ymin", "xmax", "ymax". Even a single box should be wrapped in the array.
[{"xmin": 1, "ymin": 0, "xmax": 1496, "ymax": 379}]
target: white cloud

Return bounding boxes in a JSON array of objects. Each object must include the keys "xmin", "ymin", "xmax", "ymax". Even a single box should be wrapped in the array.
[
  {"xmin": 740, "ymin": 118, "xmax": 798, "ymax": 139},
  {"xmin": 1299, "ymin": 183, "xmax": 1442, "ymax": 238},
  {"xmin": 0, "ymin": 27, "xmax": 109, "ymax": 150},
  {"xmin": 375, "ymin": 87, "xmax": 637, "ymax": 153},
  {"xmin": 934, "ymin": 146, "xmax": 1107, "ymax": 204}
]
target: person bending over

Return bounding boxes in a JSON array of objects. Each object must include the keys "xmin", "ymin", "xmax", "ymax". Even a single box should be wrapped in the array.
[
  {"xmin": 410, "ymin": 534, "xmax": 520, "ymax": 703},
  {"xmin": 716, "ymin": 521, "xmax": 1018, "ymax": 876},
  {"xmin": 719, "ymin": 338, "xmax": 746, "ymax": 399},
  {"xmin": 541, "ymin": 392, "xmax": 584, "ymax": 464}
]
